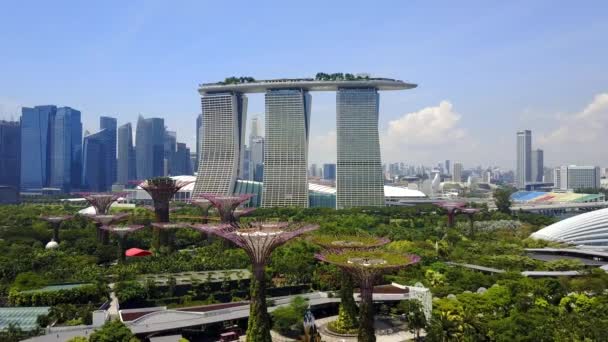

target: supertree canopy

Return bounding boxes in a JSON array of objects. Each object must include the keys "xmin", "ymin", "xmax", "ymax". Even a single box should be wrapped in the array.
[
  {"xmin": 139, "ymin": 177, "xmax": 193, "ymax": 222},
  {"xmin": 78, "ymin": 192, "xmax": 125, "ymax": 215},
  {"xmin": 316, "ymin": 250, "xmax": 420, "ymax": 342},
  {"xmin": 461, "ymin": 207, "xmax": 481, "ymax": 236},
  {"xmin": 310, "ymin": 234, "xmax": 390, "ymax": 333},
  {"xmin": 198, "ymin": 193, "xmax": 255, "ymax": 224},
  {"xmin": 195, "ymin": 221, "xmax": 319, "ymax": 342},
  {"xmin": 100, "ymin": 225, "xmax": 145, "ymax": 262},
  {"xmin": 40, "ymin": 215, "xmax": 73, "ymax": 243},
  {"xmin": 189, "ymin": 197, "xmax": 214, "ymax": 224},
  {"xmin": 434, "ymin": 201, "xmax": 466, "ymax": 228},
  {"xmin": 85, "ymin": 212, "xmax": 129, "ymax": 244},
  {"xmin": 150, "ymin": 222, "xmax": 191, "ymax": 251}
]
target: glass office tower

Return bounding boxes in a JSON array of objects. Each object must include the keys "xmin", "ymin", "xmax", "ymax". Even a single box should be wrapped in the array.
[
  {"xmin": 516, "ymin": 130, "xmax": 532, "ymax": 189},
  {"xmin": 117, "ymin": 123, "xmax": 136, "ymax": 185},
  {"xmin": 100, "ymin": 116, "xmax": 117, "ymax": 186},
  {"xmin": 20, "ymin": 105, "xmax": 56, "ymax": 191},
  {"xmin": 336, "ymin": 88, "xmax": 384, "ymax": 208},
  {"xmin": 49, "ymin": 107, "xmax": 82, "ymax": 192},
  {"xmin": 193, "ymin": 92, "xmax": 247, "ymax": 196},
  {"xmin": 261, "ymin": 89, "xmax": 311, "ymax": 208},
  {"xmin": 135, "ymin": 116, "xmax": 165, "ymax": 180},
  {"xmin": 0, "ymin": 120, "xmax": 21, "ymax": 191},
  {"xmin": 82, "ymin": 130, "xmax": 107, "ymax": 192}
]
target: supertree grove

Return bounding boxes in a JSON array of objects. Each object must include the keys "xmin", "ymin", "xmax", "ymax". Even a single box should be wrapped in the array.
[
  {"xmin": 85, "ymin": 213, "xmax": 129, "ymax": 244},
  {"xmin": 40, "ymin": 215, "xmax": 73, "ymax": 243},
  {"xmin": 189, "ymin": 197, "xmax": 214, "ymax": 224},
  {"xmin": 316, "ymin": 250, "xmax": 420, "ymax": 342},
  {"xmin": 100, "ymin": 225, "xmax": 145, "ymax": 262},
  {"xmin": 150, "ymin": 222, "xmax": 191, "ymax": 252},
  {"xmin": 310, "ymin": 234, "xmax": 390, "ymax": 334},
  {"xmin": 198, "ymin": 194, "xmax": 255, "ymax": 224},
  {"xmin": 194, "ymin": 221, "xmax": 318, "ymax": 342},
  {"xmin": 78, "ymin": 192, "xmax": 125, "ymax": 215}
]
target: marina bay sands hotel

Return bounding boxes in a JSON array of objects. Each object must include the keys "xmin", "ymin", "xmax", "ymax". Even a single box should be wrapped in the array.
[{"xmin": 193, "ymin": 76, "xmax": 417, "ymax": 209}]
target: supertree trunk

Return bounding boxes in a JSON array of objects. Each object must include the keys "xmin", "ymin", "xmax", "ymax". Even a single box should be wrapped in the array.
[
  {"xmin": 337, "ymin": 272, "xmax": 358, "ymax": 330},
  {"xmin": 247, "ymin": 263, "xmax": 272, "ymax": 342},
  {"xmin": 447, "ymin": 212, "xmax": 456, "ymax": 228},
  {"xmin": 118, "ymin": 237, "xmax": 126, "ymax": 263},
  {"xmin": 358, "ymin": 278, "xmax": 376, "ymax": 342},
  {"xmin": 152, "ymin": 202, "xmax": 170, "ymax": 251},
  {"xmin": 52, "ymin": 225, "xmax": 60, "ymax": 242}
]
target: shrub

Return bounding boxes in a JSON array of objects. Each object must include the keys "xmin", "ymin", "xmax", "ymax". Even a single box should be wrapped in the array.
[{"xmin": 271, "ymin": 296, "xmax": 308, "ymax": 336}]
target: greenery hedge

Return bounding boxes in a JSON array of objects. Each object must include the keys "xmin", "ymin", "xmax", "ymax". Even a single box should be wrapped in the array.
[{"xmin": 8, "ymin": 284, "xmax": 108, "ymax": 306}]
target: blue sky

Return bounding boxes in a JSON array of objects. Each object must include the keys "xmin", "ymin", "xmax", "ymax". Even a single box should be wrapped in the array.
[{"xmin": 1, "ymin": 0, "xmax": 607, "ymax": 169}]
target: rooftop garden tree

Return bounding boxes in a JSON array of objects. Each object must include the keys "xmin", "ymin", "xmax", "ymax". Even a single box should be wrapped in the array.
[
  {"xmin": 194, "ymin": 221, "xmax": 319, "ymax": 342},
  {"xmin": 310, "ymin": 234, "xmax": 390, "ymax": 334},
  {"xmin": 316, "ymin": 250, "xmax": 420, "ymax": 342}
]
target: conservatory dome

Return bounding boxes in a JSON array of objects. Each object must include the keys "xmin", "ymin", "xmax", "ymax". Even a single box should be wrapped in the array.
[{"xmin": 530, "ymin": 207, "xmax": 608, "ymax": 247}]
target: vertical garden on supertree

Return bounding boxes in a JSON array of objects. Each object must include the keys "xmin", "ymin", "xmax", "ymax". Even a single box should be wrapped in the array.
[
  {"xmin": 434, "ymin": 201, "xmax": 466, "ymax": 228},
  {"xmin": 138, "ymin": 177, "xmax": 193, "ymax": 250},
  {"xmin": 40, "ymin": 215, "xmax": 73, "ymax": 243},
  {"xmin": 310, "ymin": 234, "xmax": 390, "ymax": 334},
  {"xmin": 199, "ymin": 193, "xmax": 256, "ymax": 224},
  {"xmin": 316, "ymin": 250, "xmax": 420, "ymax": 342},
  {"xmin": 194, "ymin": 221, "xmax": 319, "ymax": 342},
  {"xmin": 100, "ymin": 225, "xmax": 145, "ymax": 262}
]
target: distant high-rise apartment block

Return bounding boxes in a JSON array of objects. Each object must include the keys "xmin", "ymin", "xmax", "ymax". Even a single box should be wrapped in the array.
[
  {"xmin": 49, "ymin": 107, "xmax": 82, "ymax": 192},
  {"xmin": 323, "ymin": 163, "xmax": 336, "ymax": 181},
  {"xmin": 531, "ymin": 149, "xmax": 544, "ymax": 183},
  {"xmin": 452, "ymin": 162, "xmax": 463, "ymax": 182},
  {"xmin": 136, "ymin": 116, "xmax": 165, "ymax": 180},
  {"xmin": 193, "ymin": 93, "xmax": 247, "ymax": 196},
  {"xmin": 336, "ymin": 88, "xmax": 384, "ymax": 209},
  {"xmin": 516, "ymin": 130, "xmax": 532, "ymax": 189},
  {"xmin": 100, "ymin": 116, "xmax": 117, "ymax": 186},
  {"xmin": 0, "ymin": 120, "xmax": 21, "ymax": 193},
  {"xmin": 117, "ymin": 123, "xmax": 136, "ymax": 185},
  {"xmin": 20, "ymin": 105, "xmax": 56, "ymax": 191},
  {"xmin": 554, "ymin": 165, "xmax": 601, "ymax": 190},
  {"xmin": 262, "ymin": 89, "xmax": 310, "ymax": 207}
]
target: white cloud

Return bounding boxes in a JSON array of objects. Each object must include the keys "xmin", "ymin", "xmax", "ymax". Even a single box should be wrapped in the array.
[
  {"xmin": 308, "ymin": 130, "xmax": 336, "ymax": 164},
  {"xmin": 380, "ymin": 101, "xmax": 474, "ymax": 163},
  {"xmin": 538, "ymin": 93, "xmax": 608, "ymax": 165}
]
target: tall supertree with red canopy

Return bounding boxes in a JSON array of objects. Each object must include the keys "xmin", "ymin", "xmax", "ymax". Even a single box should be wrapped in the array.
[
  {"xmin": 434, "ymin": 201, "xmax": 466, "ymax": 228},
  {"xmin": 100, "ymin": 225, "xmax": 145, "ymax": 262},
  {"xmin": 316, "ymin": 250, "xmax": 420, "ymax": 342},
  {"xmin": 138, "ymin": 177, "xmax": 193, "ymax": 250},
  {"xmin": 198, "ymin": 193, "xmax": 255, "ymax": 224},
  {"xmin": 194, "ymin": 221, "xmax": 318, "ymax": 342},
  {"xmin": 40, "ymin": 215, "xmax": 73, "ymax": 244},
  {"xmin": 310, "ymin": 234, "xmax": 390, "ymax": 333}
]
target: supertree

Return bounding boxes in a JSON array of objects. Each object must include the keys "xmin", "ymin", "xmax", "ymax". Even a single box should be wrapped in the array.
[
  {"xmin": 150, "ymin": 222, "xmax": 191, "ymax": 252},
  {"xmin": 40, "ymin": 215, "xmax": 73, "ymax": 244},
  {"xmin": 194, "ymin": 221, "xmax": 319, "ymax": 342},
  {"xmin": 316, "ymin": 250, "xmax": 420, "ymax": 342},
  {"xmin": 460, "ymin": 207, "xmax": 481, "ymax": 237},
  {"xmin": 198, "ymin": 193, "xmax": 255, "ymax": 224},
  {"xmin": 138, "ymin": 177, "xmax": 193, "ymax": 250},
  {"xmin": 434, "ymin": 201, "xmax": 466, "ymax": 228},
  {"xmin": 189, "ymin": 197, "xmax": 214, "ymax": 224},
  {"xmin": 85, "ymin": 213, "xmax": 130, "ymax": 244},
  {"xmin": 309, "ymin": 234, "xmax": 390, "ymax": 333},
  {"xmin": 78, "ymin": 192, "xmax": 126, "ymax": 215},
  {"xmin": 100, "ymin": 225, "xmax": 145, "ymax": 262}
]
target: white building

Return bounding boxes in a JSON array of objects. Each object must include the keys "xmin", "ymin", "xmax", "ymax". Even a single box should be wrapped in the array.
[
  {"xmin": 553, "ymin": 165, "xmax": 601, "ymax": 190},
  {"xmin": 452, "ymin": 162, "xmax": 463, "ymax": 183}
]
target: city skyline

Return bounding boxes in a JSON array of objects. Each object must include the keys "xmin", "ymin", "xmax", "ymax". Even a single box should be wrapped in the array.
[{"xmin": 1, "ymin": 2, "xmax": 607, "ymax": 169}]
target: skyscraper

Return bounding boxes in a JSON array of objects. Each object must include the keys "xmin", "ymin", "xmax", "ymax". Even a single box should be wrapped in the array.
[
  {"xmin": 336, "ymin": 88, "xmax": 384, "ymax": 209},
  {"xmin": 20, "ymin": 105, "xmax": 56, "ymax": 191},
  {"xmin": 173, "ymin": 143, "xmax": 192, "ymax": 175},
  {"xmin": 82, "ymin": 130, "xmax": 107, "ymax": 192},
  {"xmin": 323, "ymin": 163, "xmax": 336, "ymax": 181},
  {"xmin": 136, "ymin": 116, "xmax": 165, "ymax": 180},
  {"xmin": 531, "ymin": 149, "xmax": 544, "ymax": 183},
  {"xmin": 554, "ymin": 165, "xmax": 601, "ymax": 190},
  {"xmin": 248, "ymin": 116, "xmax": 264, "ymax": 183},
  {"xmin": 445, "ymin": 160, "xmax": 451, "ymax": 175},
  {"xmin": 117, "ymin": 123, "xmax": 136, "ymax": 185},
  {"xmin": 452, "ymin": 162, "xmax": 463, "ymax": 182},
  {"xmin": 195, "ymin": 113, "xmax": 203, "ymax": 170},
  {"xmin": 164, "ymin": 130, "xmax": 177, "ymax": 176},
  {"xmin": 49, "ymin": 107, "xmax": 82, "ymax": 192},
  {"xmin": 0, "ymin": 120, "xmax": 21, "ymax": 191},
  {"xmin": 516, "ymin": 130, "xmax": 532, "ymax": 189},
  {"xmin": 100, "ymin": 116, "xmax": 117, "ymax": 186},
  {"xmin": 193, "ymin": 93, "xmax": 248, "ymax": 196},
  {"xmin": 262, "ymin": 89, "xmax": 310, "ymax": 208}
]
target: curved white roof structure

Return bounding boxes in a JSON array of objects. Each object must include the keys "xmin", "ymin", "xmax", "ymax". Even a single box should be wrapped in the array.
[{"xmin": 531, "ymin": 207, "xmax": 608, "ymax": 246}]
